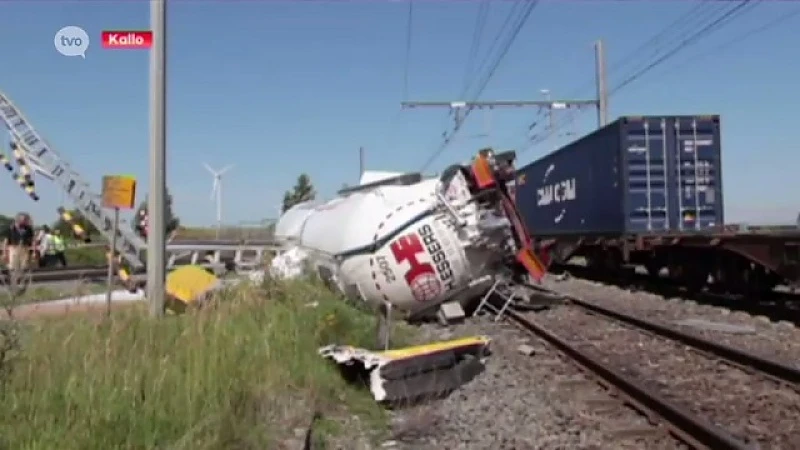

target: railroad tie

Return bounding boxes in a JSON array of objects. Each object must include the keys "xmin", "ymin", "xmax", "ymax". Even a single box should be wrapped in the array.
[{"xmin": 606, "ymin": 425, "xmax": 662, "ymax": 441}]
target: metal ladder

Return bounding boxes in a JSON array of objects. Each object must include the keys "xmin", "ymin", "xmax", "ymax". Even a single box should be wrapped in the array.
[
  {"xmin": 0, "ymin": 90, "xmax": 147, "ymax": 270},
  {"xmin": 474, "ymin": 277, "xmax": 526, "ymax": 321}
]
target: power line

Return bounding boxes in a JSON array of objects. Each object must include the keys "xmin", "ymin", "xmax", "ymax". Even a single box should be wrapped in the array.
[
  {"xmin": 417, "ymin": 0, "xmax": 540, "ymax": 171},
  {"xmin": 650, "ymin": 5, "xmax": 800, "ymax": 81},
  {"xmin": 468, "ymin": 1, "xmax": 537, "ymax": 101},
  {"xmin": 556, "ymin": 2, "xmax": 721, "ymax": 102},
  {"xmin": 610, "ymin": 0, "xmax": 758, "ymax": 95},
  {"xmin": 461, "ymin": 0, "xmax": 491, "ymax": 98},
  {"xmin": 402, "ymin": 0, "xmax": 414, "ymax": 101},
  {"xmin": 608, "ymin": 2, "xmax": 720, "ymax": 77},
  {"xmin": 528, "ymin": 3, "xmax": 734, "ymax": 143},
  {"xmin": 525, "ymin": 0, "xmax": 758, "ymax": 151}
]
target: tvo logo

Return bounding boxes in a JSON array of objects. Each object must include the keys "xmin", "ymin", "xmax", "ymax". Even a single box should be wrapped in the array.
[
  {"xmin": 537, "ymin": 178, "xmax": 577, "ymax": 206},
  {"xmin": 54, "ymin": 26, "xmax": 90, "ymax": 58}
]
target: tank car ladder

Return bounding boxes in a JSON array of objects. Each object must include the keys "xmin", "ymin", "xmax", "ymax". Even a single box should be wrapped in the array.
[
  {"xmin": 0, "ymin": 90, "xmax": 147, "ymax": 270},
  {"xmin": 474, "ymin": 276, "xmax": 527, "ymax": 321}
]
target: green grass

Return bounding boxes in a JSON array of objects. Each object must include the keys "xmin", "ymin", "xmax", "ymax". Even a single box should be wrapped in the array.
[
  {"xmin": 9, "ymin": 283, "xmax": 109, "ymax": 304},
  {"xmin": 175, "ymin": 226, "xmax": 274, "ymax": 241},
  {"xmin": 64, "ymin": 246, "xmax": 108, "ymax": 266},
  {"xmin": 0, "ymin": 277, "xmax": 403, "ymax": 449}
]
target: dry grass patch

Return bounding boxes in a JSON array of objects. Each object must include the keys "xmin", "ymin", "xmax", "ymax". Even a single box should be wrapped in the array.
[{"xmin": 0, "ymin": 278, "xmax": 399, "ymax": 449}]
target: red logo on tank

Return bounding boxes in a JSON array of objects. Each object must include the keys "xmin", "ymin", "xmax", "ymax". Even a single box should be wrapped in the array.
[{"xmin": 390, "ymin": 234, "xmax": 442, "ymax": 302}]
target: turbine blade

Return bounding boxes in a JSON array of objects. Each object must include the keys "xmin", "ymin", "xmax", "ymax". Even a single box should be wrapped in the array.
[
  {"xmin": 203, "ymin": 162, "xmax": 214, "ymax": 174},
  {"xmin": 219, "ymin": 164, "xmax": 234, "ymax": 175}
]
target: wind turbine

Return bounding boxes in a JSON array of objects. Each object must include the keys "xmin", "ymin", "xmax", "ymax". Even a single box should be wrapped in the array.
[{"xmin": 203, "ymin": 162, "xmax": 234, "ymax": 239}]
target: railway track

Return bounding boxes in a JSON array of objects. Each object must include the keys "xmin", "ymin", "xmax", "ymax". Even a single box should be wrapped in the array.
[
  {"xmin": 554, "ymin": 263, "xmax": 800, "ymax": 324},
  {"xmin": 0, "ymin": 265, "xmax": 109, "ymax": 283},
  {"xmin": 502, "ymin": 288, "xmax": 800, "ymax": 449},
  {"xmin": 72, "ymin": 238, "xmax": 278, "ymax": 248}
]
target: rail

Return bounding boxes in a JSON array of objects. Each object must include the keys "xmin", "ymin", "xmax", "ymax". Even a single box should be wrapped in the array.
[
  {"xmin": 505, "ymin": 308, "xmax": 751, "ymax": 449},
  {"xmin": 0, "ymin": 266, "xmax": 109, "ymax": 284},
  {"xmin": 52, "ymin": 239, "xmax": 279, "ymax": 250},
  {"xmin": 567, "ymin": 296, "xmax": 800, "ymax": 384}
]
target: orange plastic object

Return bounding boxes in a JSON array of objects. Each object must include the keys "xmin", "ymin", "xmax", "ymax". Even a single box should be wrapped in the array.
[
  {"xmin": 516, "ymin": 246, "xmax": 547, "ymax": 282},
  {"xmin": 471, "ymin": 154, "xmax": 495, "ymax": 189}
]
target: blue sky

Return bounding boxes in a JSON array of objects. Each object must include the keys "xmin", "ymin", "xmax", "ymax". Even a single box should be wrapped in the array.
[{"xmin": 2, "ymin": 0, "xmax": 799, "ymax": 227}]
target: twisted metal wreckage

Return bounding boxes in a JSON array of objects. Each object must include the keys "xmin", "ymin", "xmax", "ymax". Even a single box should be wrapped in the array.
[{"xmin": 268, "ymin": 149, "xmax": 550, "ymax": 402}]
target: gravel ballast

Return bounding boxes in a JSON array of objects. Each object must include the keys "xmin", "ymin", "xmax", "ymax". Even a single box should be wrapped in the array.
[
  {"xmin": 385, "ymin": 316, "xmax": 686, "ymax": 449},
  {"xmin": 542, "ymin": 276, "xmax": 800, "ymax": 367},
  {"xmin": 533, "ymin": 303, "xmax": 800, "ymax": 448}
]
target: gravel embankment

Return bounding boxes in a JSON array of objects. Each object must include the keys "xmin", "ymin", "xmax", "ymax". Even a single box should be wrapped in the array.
[
  {"xmin": 542, "ymin": 276, "xmax": 800, "ymax": 368},
  {"xmin": 534, "ymin": 303, "xmax": 800, "ymax": 448},
  {"xmin": 384, "ymin": 316, "xmax": 686, "ymax": 450}
]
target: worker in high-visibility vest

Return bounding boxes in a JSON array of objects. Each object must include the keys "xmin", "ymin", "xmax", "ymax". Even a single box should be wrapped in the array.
[{"xmin": 51, "ymin": 229, "xmax": 67, "ymax": 267}]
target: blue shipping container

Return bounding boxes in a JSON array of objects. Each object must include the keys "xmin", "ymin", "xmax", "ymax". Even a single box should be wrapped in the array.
[{"xmin": 515, "ymin": 115, "xmax": 724, "ymax": 235}]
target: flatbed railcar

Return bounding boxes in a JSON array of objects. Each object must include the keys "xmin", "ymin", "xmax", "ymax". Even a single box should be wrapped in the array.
[{"xmin": 514, "ymin": 115, "xmax": 800, "ymax": 294}]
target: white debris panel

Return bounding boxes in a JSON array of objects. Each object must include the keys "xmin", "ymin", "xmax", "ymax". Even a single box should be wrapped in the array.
[{"xmin": 319, "ymin": 337, "xmax": 492, "ymax": 403}]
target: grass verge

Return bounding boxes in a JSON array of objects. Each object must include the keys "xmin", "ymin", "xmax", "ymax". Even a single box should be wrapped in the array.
[
  {"xmin": 0, "ymin": 277, "xmax": 403, "ymax": 449},
  {"xmin": 7, "ymin": 282, "xmax": 109, "ymax": 305},
  {"xmin": 64, "ymin": 246, "xmax": 108, "ymax": 265}
]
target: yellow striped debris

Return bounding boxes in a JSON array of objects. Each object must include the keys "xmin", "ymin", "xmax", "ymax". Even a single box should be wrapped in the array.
[{"xmin": 319, "ymin": 336, "xmax": 491, "ymax": 403}]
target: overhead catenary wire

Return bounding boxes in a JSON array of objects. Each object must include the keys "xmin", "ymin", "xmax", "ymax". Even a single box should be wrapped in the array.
[
  {"xmin": 402, "ymin": 0, "xmax": 415, "ymax": 101},
  {"xmin": 383, "ymin": 0, "xmax": 418, "ymax": 157},
  {"xmin": 462, "ymin": 0, "xmax": 521, "ymax": 100},
  {"xmin": 465, "ymin": 0, "xmax": 537, "ymax": 102},
  {"xmin": 564, "ymin": 1, "xmax": 721, "ymax": 98},
  {"xmin": 461, "ymin": 0, "xmax": 491, "ymax": 99},
  {"xmin": 419, "ymin": 0, "xmax": 540, "ymax": 172},
  {"xmin": 647, "ymin": 5, "xmax": 800, "ymax": 82},
  {"xmin": 610, "ymin": 0, "xmax": 758, "ymax": 95},
  {"xmin": 523, "ymin": 1, "xmax": 749, "ymax": 146},
  {"xmin": 516, "ymin": 3, "xmax": 720, "ymax": 147},
  {"xmin": 523, "ymin": 0, "xmax": 759, "ymax": 152}
]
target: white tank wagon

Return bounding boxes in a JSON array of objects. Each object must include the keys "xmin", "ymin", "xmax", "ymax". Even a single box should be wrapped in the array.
[{"xmin": 270, "ymin": 150, "xmax": 547, "ymax": 323}]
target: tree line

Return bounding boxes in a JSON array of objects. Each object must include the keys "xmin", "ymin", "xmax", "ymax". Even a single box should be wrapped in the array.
[
  {"xmin": 281, "ymin": 173, "xmax": 316, "ymax": 213},
  {"xmin": 0, "ymin": 174, "xmax": 323, "ymax": 242},
  {"xmin": 0, "ymin": 189, "xmax": 181, "ymax": 242}
]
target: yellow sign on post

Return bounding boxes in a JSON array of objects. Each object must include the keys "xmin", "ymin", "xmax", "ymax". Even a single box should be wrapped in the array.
[
  {"xmin": 102, "ymin": 175, "xmax": 137, "ymax": 210},
  {"xmin": 101, "ymin": 174, "xmax": 137, "ymax": 318}
]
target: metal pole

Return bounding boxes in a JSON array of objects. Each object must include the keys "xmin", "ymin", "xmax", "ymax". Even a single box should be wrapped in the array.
[
  {"xmin": 359, "ymin": 146, "xmax": 365, "ymax": 178},
  {"xmin": 595, "ymin": 39, "xmax": 609, "ymax": 127},
  {"xmin": 105, "ymin": 208, "xmax": 119, "ymax": 318},
  {"xmin": 541, "ymin": 89, "xmax": 554, "ymax": 152},
  {"xmin": 148, "ymin": 0, "xmax": 167, "ymax": 317},
  {"xmin": 215, "ymin": 180, "xmax": 222, "ymax": 239}
]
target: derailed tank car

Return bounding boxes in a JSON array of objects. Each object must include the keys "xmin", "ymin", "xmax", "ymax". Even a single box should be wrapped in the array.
[{"xmin": 516, "ymin": 115, "xmax": 800, "ymax": 294}]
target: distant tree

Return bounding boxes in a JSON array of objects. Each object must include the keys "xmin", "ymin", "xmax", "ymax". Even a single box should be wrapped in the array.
[
  {"xmin": 52, "ymin": 209, "xmax": 99, "ymax": 238},
  {"xmin": 132, "ymin": 189, "xmax": 181, "ymax": 238},
  {"xmin": 281, "ymin": 174, "xmax": 316, "ymax": 213}
]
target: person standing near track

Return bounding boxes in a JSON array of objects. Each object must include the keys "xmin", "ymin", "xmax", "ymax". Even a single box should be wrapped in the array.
[
  {"xmin": 51, "ymin": 229, "xmax": 67, "ymax": 267},
  {"xmin": 37, "ymin": 225, "xmax": 55, "ymax": 268},
  {"xmin": 3, "ymin": 212, "xmax": 35, "ymax": 288}
]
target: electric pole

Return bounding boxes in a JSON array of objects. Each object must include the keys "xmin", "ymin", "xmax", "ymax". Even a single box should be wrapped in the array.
[
  {"xmin": 148, "ymin": 0, "xmax": 167, "ymax": 318},
  {"xmin": 359, "ymin": 146, "xmax": 365, "ymax": 179},
  {"xmin": 539, "ymin": 89, "xmax": 556, "ymax": 152},
  {"xmin": 595, "ymin": 39, "xmax": 609, "ymax": 127},
  {"xmin": 401, "ymin": 39, "xmax": 610, "ymax": 145}
]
